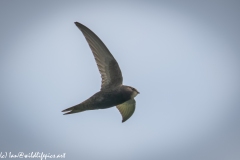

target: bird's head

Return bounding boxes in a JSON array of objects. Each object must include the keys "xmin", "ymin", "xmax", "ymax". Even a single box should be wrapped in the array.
[{"xmin": 127, "ymin": 86, "xmax": 139, "ymax": 98}]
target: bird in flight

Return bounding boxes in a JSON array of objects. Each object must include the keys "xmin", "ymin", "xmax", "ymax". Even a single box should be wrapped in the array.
[{"xmin": 62, "ymin": 22, "xmax": 139, "ymax": 122}]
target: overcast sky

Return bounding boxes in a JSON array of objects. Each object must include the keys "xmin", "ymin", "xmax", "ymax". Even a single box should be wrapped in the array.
[{"xmin": 1, "ymin": 0, "xmax": 240, "ymax": 160}]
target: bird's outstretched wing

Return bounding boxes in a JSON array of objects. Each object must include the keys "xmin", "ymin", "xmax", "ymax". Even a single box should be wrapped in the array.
[
  {"xmin": 117, "ymin": 98, "xmax": 136, "ymax": 122},
  {"xmin": 75, "ymin": 22, "xmax": 123, "ymax": 90}
]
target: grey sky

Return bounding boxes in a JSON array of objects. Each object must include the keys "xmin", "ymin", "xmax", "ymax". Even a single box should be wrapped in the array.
[{"xmin": 1, "ymin": 0, "xmax": 240, "ymax": 160}]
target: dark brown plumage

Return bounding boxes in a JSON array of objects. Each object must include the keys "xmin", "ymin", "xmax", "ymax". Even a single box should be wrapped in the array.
[{"xmin": 62, "ymin": 22, "xmax": 139, "ymax": 122}]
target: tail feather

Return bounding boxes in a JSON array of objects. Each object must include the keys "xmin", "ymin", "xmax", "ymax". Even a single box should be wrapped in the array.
[
  {"xmin": 62, "ymin": 107, "xmax": 76, "ymax": 115},
  {"xmin": 63, "ymin": 111, "xmax": 76, "ymax": 115},
  {"xmin": 62, "ymin": 107, "xmax": 73, "ymax": 112},
  {"xmin": 62, "ymin": 103, "xmax": 91, "ymax": 115}
]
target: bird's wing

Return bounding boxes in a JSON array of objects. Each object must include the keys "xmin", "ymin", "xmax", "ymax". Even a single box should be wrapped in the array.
[
  {"xmin": 75, "ymin": 22, "xmax": 123, "ymax": 90},
  {"xmin": 116, "ymin": 98, "xmax": 136, "ymax": 122}
]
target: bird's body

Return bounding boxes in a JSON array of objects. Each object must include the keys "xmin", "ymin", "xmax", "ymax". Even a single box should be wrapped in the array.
[
  {"xmin": 63, "ymin": 85, "xmax": 134, "ymax": 113},
  {"xmin": 62, "ymin": 22, "xmax": 139, "ymax": 122}
]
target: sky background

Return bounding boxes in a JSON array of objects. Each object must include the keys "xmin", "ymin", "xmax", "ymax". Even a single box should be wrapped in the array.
[{"xmin": 1, "ymin": 0, "xmax": 240, "ymax": 160}]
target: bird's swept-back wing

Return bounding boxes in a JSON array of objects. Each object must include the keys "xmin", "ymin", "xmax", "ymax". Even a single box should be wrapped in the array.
[
  {"xmin": 75, "ymin": 22, "xmax": 123, "ymax": 90},
  {"xmin": 117, "ymin": 98, "xmax": 136, "ymax": 122}
]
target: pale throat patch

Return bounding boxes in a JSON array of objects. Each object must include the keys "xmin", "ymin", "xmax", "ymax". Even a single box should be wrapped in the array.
[{"xmin": 131, "ymin": 91, "xmax": 138, "ymax": 98}]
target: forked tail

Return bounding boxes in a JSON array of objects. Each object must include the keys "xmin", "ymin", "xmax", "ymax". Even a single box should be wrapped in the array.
[{"xmin": 62, "ymin": 103, "xmax": 91, "ymax": 115}]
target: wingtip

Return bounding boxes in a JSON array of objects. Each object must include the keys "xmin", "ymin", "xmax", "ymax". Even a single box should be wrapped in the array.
[{"xmin": 74, "ymin": 22, "xmax": 84, "ymax": 28}]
